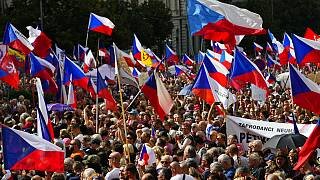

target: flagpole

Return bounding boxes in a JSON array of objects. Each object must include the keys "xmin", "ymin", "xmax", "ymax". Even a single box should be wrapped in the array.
[
  {"xmin": 95, "ymin": 38, "xmax": 101, "ymax": 133},
  {"xmin": 114, "ymin": 43, "xmax": 131, "ymax": 164},
  {"xmin": 125, "ymin": 89, "xmax": 141, "ymax": 111}
]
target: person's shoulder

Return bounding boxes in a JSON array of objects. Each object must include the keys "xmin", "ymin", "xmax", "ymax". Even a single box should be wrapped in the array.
[{"xmin": 170, "ymin": 174, "xmax": 194, "ymax": 180}]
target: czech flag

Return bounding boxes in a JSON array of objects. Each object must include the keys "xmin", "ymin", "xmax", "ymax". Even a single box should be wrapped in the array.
[
  {"xmin": 182, "ymin": 54, "xmax": 194, "ymax": 66},
  {"xmin": 265, "ymin": 73, "xmax": 276, "ymax": 84},
  {"xmin": 138, "ymin": 144, "xmax": 156, "ymax": 166},
  {"xmin": 41, "ymin": 78, "xmax": 58, "ymax": 94},
  {"xmin": 88, "ymin": 13, "xmax": 115, "ymax": 36},
  {"xmin": 207, "ymin": 49, "xmax": 221, "ymax": 62},
  {"xmin": 98, "ymin": 41, "xmax": 110, "ymax": 64},
  {"xmin": 73, "ymin": 43, "xmax": 88, "ymax": 61},
  {"xmin": 132, "ymin": 67, "xmax": 141, "ymax": 78},
  {"xmin": 192, "ymin": 63, "xmax": 236, "ymax": 108},
  {"xmin": 283, "ymin": 32, "xmax": 296, "ymax": 65},
  {"xmin": 3, "ymin": 23, "xmax": 34, "ymax": 55},
  {"xmin": 2, "ymin": 125, "xmax": 64, "ymax": 172},
  {"xmin": 35, "ymin": 78, "xmax": 54, "ymax": 142},
  {"xmin": 187, "ymin": 0, "xmax": 265, "ymax": 46},
  {"xmin": 29, "ymin": 52, "xmax": 55, "ymax": 80},
  {"xmin": 174, "ymin": 65, "xmax": 185, "ymax": 76},
  {"xmin": 230, "ymin": 49, "xmax": 268, "ymax": 91},
  {"xmin": 165, "ymin": 44, "xmax": 179, "ymax": 65},
  {"xmin": 203, "ymin": 54, "xmax": 229, "ymax": 87},
  {"xmin": 291, "ymin": 34, "xmax": 320, "ymax": 65},
  {"xmin": 266, "ymin": 42, "xmax": 273, "ymax": 53},
  {"xmin": 196, "ymin": 51, "xmax": 206, "ymax": 64},
  {"xmin": 26, "ymin": 26, "xmax": 52, "ymax": 58},
  {"xmin": 141, "ymin": 72, "xmax": 173, "ymax": 120},
  {"xmin": 294, "ymin": 120, "xmax": 320, "ymax": 170},
  {"xmin": 64, "ymin": 56, "xmax": 89, "ymax": 90},
  {"xmin": 0, "ymin": 52, "xmax": 19, "ymax": 89},
  {"xmin": 220, "ymin": 50, "xmax": 233, "ymax": 70},
  {"xmin": 132, "ymin": 34, "xmax": 143, "ymax": 60},
  {"xmin": 253, "ymin": 42, "xmax": 263, "ymax": 52},
  {"xmin": 266, "ymin": 54, "xmax": 280, "ymax": 68},
  {"xmin": 289, "ymin": 64, "xmax": 320, "ymax": 114},
  {"xmin": 97, "ymin": 70, "xmax": 117, "ymax": 111},
  {"xmin": 304, "ymin": 27, "xmax": 320, "ymax": 41}
]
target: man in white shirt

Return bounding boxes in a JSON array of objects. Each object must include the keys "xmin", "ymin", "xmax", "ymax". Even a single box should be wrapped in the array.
[{"xmin": 105, "ymin": 152, "xmax": 121, "ymax": 180}]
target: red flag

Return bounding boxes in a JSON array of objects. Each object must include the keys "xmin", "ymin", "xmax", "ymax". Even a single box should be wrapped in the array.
[
  {"xmin": 294, "ymin": 120, "xmax": 320, "ymax": 170},
  {"xmin": 0, "ymin": 53, "xmax": 19, "ymax": 89},
  {"xmin": 304, "ymin": 27, "xmax": 320, "ymax": 41}
]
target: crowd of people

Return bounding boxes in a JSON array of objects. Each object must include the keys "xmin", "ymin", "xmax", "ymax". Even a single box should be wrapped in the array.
[{"xmin": 1, "ymin": 60, "xmax": 320, "ymax": 180}]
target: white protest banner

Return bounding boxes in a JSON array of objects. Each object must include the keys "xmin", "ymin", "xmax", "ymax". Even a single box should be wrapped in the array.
[
  {"xmin": 226, "ymin": 115, "xmax": 316, "ymax": 151},
  {"xmin": 251, "ymin": 84, "xmax": 266, "ymax": 103}
]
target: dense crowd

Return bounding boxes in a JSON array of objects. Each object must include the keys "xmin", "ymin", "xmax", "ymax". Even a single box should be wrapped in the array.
[{"xmin": 1, "ymin": 62, "xmax": 320, "ymax": 180}]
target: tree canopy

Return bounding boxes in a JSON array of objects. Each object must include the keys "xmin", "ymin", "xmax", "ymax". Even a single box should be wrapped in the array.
[{"xmin": 0, "ymin": 0, "xmax": 173, "ymax": 56}]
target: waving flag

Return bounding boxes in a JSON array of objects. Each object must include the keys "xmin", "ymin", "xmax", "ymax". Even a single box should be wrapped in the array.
[
  {"xmin": 88, "ymin": 13, "xmax": 115, "ymax": 36},
  {"xmin": 196, "ymin": 51, "xmax": 206, "ymax": 64},
  {"xmin": 203, "ymin": 54, "xmax": 229, "ymax": 87},
  {"xmin": 141, "ymin": 72, "xmax": 173, "ymax": 120},
  {"xmin": 132, "ymin": 34, "xmax": 143, "ymax": 60},
  {"xmin": 265, "ymin": 73, "xmax": 276, "ymax": 84},
  {"xmin": 220, "ymin": 50, "xmax": 233, "ymax": 70},
  {"xmin": 207, "ymin": 49, "xmax": 221, "ymax": 62},
  {"xmin": 36, "ymin": 78, "xmax": 54, "ymax": 142},
  {"xmin": 41, "ymin": 79, "xmax": 58, "ymax": 94},
  {"xmin": 294, "ymin": 120, "xmax": 320, "ymax": 170},
  {"xmin": 283, "ymin": 32, "xmax": 296, "ymax": 65},
  {"xmin": 3, "ymin": 23, "xmax": 34, "ymax": 55},
  {"xmin": 291, "ymin": 34, "xmax": 320, "ymax": 65},
  {"xmin": 174, "ymin": 65, "xmax": 186, "ymax": 76},
  {"xmin": 266, "ymin": 54, "xmax": 280, "ymax": 68},
  {"xmin": 230, "ymin": 49, "xmax": 267, "ymax": 91},
  {"xmin": 97, "ymin": 70, "xmax": 117, "ymax": 111},
  {"xmin": 30, "ymin": 53, "xmax": 55, "ymax": 80},
  {"xmin": 138, "ymin": 144, "xmax": 156, "ymax": 166},
  {"xmin": 83, "ymin": 50, "xmax": 96, "ymax": 73},
  {"xmin": 73, "ymin": 44, "xmax": 88, "ymax": 61},
  {"xmin": 289, "ymin": 64, "xmax": 320, "ymax": 114},
  {"xmin": 304, "ymin": 27, "xmax": 320, "ymax": 41},
  {"xmin": 192, "ymin": 63, "xmax": 236, "ymax": 108},
  {"xmin": 26, "ymin": 26, "xmax": 51, "ymax": 58},
  {"xmin": 253, "ymin": 42, "xmax": 263, "ymax": 52},
  {"xmin": 132, "ymin": 67, "xmax": 141, "ymax": 78},
  {"xmin": 64, "ymin": 57, "xmax": 89, "ymax": 90},
  {"xmin": 0, "ymin": 52, "xmax": 19, "ymax": 89},
  {"xmin": 98, "ymin": 41, "xmax": 111, "ymax": 64},
  {"xmin": 2, "ymin": 126, "xmax": 64, "ymax": 172},
  {"xmin": 187, "ymin": 0, "xmax": 265, "ymax": 46},
  {"xmin": 165, "ymin": 44, "xmax": 179, "ymax": 65},
  {"xmin": 182, "ymin": 54, "xmax": 194, "ymax": 66}
]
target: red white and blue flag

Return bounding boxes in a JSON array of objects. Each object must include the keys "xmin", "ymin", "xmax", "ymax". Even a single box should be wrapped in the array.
[
  {"xmin": 220, "ymin": 50, "xmax": 233, "ymax": 70},
  {"xmin": 139, "ymin": 144, "xmax": 156, "ymax": 166},
  {"xmin": 230, "ymin": 49, "xmax": 268, "ymax": 91},
  {"xmin": 3, "ymin": 23, "xmax": 34, "ymax": 55},
  {"xmin": 97, "ymin": 70, "xmax": 117, "ymax": 111},
  {"xmin": 187, "ymin": 0, "xmax": 265, "ymax": 46},
  {"xmin": 182, "ymin": 54, "xmax": 194, "ymax": 66},
  {"xmin": 291, "ymin": 34, "xmax": 320, "ymax": 65},
  {"xmin": 88, "ymin": 13, "xmax": 115, "ymax": 36},
  {"xmin": 29, "ymin": 52, "xmax": 55, "ymax": 80},
  {"xmin": 67, "ymin": 76, "xmax": 77, "ymax": 109},
  {"xmin": 289, "ymin": 64, "xmax": 320, "ymax": 114},
  {"xmin": 83, "ymin": 50, "xmax": 96, "ymax": 73},
  {"xmin": 203, "ymin": 54, "xmax": 229, "ymax": 87},
  {"xmin": 165, "ymin": 44, "xmax": 179, "ymax": 65},
  {"xmin": 266, "ymin": 42, "xmax": 273, "ymax": 52},
  {"xmin": 0, "ymin": 52, "xmax": 19, "ymax": 89},
  {"xmin": 73, "ymin": 44, "xmax": 88, "ymax": 61},
  {"xmin": 35, "ymin": 78, "xmax": 54, "ymax": 142},
  {"xmin": 26, "ymin": 26, "xmax": 52, "ymax": 58},
  {"xmin": 141, "ymin": 72, "xmax": 173, "ymax": 120},
  {"xmin": 64, "ymin": 57, "xmax": 89, "ymax": 90},
  {"xmin": 283, "ymin": 32, "xmax": 296, "ymax": 65},
  {"xmin": 304, "ymin": 27, "xmax": 320, "ymax": 41},
  {"xmin": 2, "ymin": 125, "xmax": 64, "ymax": 172},
  {"xmin": 266, "ymin": 54, "xmax": 280, "ymax": 68}
]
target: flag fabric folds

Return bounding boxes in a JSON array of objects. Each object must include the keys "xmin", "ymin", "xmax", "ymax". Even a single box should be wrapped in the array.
[
  {"xmin": 97, "ymin": 70, "xmax": 117, "ymax": 111},
  {"xmin": 253, "ymin": 42, "xmax": 263, "ymax": 52},
  {"xmin": 0, "ymin": 52, "xmax": 19, "ymax": 89},
  {"xmin": 182, "ymin": 54, "xmax": 194, "ymax": 66},
  {"xmin": 3, "ymin": 23, "xmax": 34, "ymax": 55},
  {"xmin": 35, "ymin": 78, "xmax": 54, "ymax": 142},
  {"xmin": 26, "ymin": 26, "xmax": 52, "ymax": 58},
  {"xmin": 138, "ymin": 144, "xmax": 156, "ymax": 166},
  {"xmin": 289, "ymin": 64, "xmax": 320, "ymax": 114},
  {"xmin": 67, "ymin": 77, "xmax": 77, "ymax": 109},
  {"xmin": 64, "ymin": 57, "xmax": 89, "ymax": 90},
  {"xmin": 83, "ymin": 50, "xmax": 96, "ymax": 73},
  {"xmin": 282, "ymin": 32, "xmax": 296, "ymax": 65},
  {"xmin": 30, "ymin": 52, "xmax": 55, "ymax": 80},
  {"xmin": 230, "ymin": 49, "xmax": 268, "ymax": 92},
  {"xmin": 304, "ymin": 27, "xmax": 320, "ymax": 41},
  {"xmin": 192, "ymin": 63, "xmax": 236, "ymax": 108},
  {"xmin": 88, "ymin": 13, "xmax": 115, "ymax": 36},
  {"xmin": 291, "ymin": 34, "xmax": 320, "ymax": 65},
  {"xmin": 2, "ymin": 125, "xmax": 64, "ymax": 172},
  {"xmin": 141, "ymin": 72, "xmax": 173, "ymax": 120},
  {"xmin": 74, "ymin": 44, "xmax": 88, "ymax": 61},
  {"xmin": 294, "ymin": 120, "xmax": 320, "ymax": 170},
  {"xmin": 203, "ymin": 54, "xmax": 229, "ymax": 87},
  {"xmin": 165, "ymin": 44, "xmax": 179, "ymax": 65},
  {"xmin": 187, "ymin": 0, "xmax": 265, "ymax": 46}
]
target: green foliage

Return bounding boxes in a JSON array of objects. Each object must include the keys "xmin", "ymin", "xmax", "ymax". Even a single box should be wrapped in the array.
[{"xmin": 0, "ymin": 0, "xmax": 173, "ymax": 55}]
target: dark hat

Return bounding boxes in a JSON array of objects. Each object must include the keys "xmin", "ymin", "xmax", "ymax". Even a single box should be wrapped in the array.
[
  {"xmin": 83, "ymin": 155, "xmax": 100, "ymax": 165},
  {"xmin": 91, "ymin": 138, "xmax": 101, "ymax": 145}
]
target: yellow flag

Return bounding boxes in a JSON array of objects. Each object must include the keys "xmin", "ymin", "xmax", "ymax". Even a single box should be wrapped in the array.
[{"xmin": 141, "ymin": 49, "xmax": 153, "ymax": 67}]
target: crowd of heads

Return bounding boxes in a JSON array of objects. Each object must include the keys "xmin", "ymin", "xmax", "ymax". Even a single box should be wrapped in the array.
[{"xmin": 0, "ymin": 62, "xmax": 320, "ymax": 180}]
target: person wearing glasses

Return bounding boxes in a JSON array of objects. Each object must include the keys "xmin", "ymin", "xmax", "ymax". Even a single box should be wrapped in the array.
[{"xmin": 105, "ymin": 152, "xmax": 121, "ymax": 180}]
